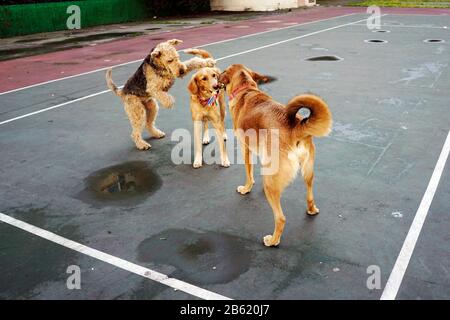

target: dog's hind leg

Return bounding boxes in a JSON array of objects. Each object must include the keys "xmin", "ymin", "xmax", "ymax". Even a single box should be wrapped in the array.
[
  {"xmin": 262, "ymin": 178, "xmax": 286, "ymax": 247},
  {"xmin": 144, "ymin": 98, "xmax": 165, "ymax": 139},
  {"xmin": 124, "ymin": 97, "xmax": 151, "ymax": 150},
  {"xmin": 262, "ymin": 159, "xmax": 298, "ymax": 247},
  {"xmin": 299, "ymin": 140, "xmax": 319, "ymax": 215}
]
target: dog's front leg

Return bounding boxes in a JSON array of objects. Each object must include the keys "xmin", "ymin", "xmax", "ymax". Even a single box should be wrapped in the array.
[
  {"xmin": 193, "ymin": 120, "xmax": 203, "ymax": 168},
  {"xmin": 237, "ymin": 144, "xmax": 255, "ymax": 194},
  {"xmin": 210, "ymin": 118, "xmax": 230, "ymax": 168},
  {"xmin": 154, "ymin": 91, "xmax": 175, "ymax": 109},
  {"xmin": 183, "ymin": 57, "xmax": 216, "ymax": 74}
]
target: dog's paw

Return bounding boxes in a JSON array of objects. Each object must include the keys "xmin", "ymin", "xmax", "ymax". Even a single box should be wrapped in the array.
[
  {"xmin": 237, "ymin": 185, "xmax": 251, "ymax": 195},
  {"xmin": 306, "ymin": 205, "xmax": 320, "ymax": 216},
  {"xmin": 221, "ymin": 158, "xmax": 231, "ymax": 168},
  {"xmin": 150, "ymin": 129, "xmax": 166, "ymax": 139},
  {"xmin": 162, "ymin": 96, "xmax": 175, "ymax": 109},
  {"xmin": 202, "ymin": 136, "xmax": 210, "ymax": 145},
  {"xmin": 263, "ymin": 235, "xmax": 280, "ymax": 247},
  {"xmin": 193, "ymin": 159, "xmax": 203, "ymax": 169},
  {"xmin": 136, "ymin": 141, "xmax": 151, "ymax": 150},
  {"xmin": 205, "ymin": 58, "xmax": 216, "ymax": 67}
]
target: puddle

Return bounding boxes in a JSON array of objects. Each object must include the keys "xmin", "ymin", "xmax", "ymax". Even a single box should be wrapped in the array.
[
  {"xmin": 424, "ymin": 39, "xmax": 445, "ymax": 43},
  {"xmin": 305, "ymin": 55, "xmax": 342, "ymax": 62},
  {"xmin": 137, "ymin": 229, "xmax": 251, "ymax": 285},
  {"xmin": 373, "ymin": 30, "xmax": 390, "ymax": 33},
  {"xmin": 364, "ymin": 39, "xmax": 388, "ymax": 44},
  {"xmin": 145, "ymin": 27, "xmax": 162, "ymax": 31},
  {"xmin": 75, "ymin": 161, "xmax": 162, "ymax": 207}
]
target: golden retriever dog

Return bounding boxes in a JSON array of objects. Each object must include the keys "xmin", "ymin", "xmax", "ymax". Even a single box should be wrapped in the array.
[
  {"xmin": 218, "ymin": 64, "xmax": 332, "ymax": 247},
  {"xmin": 106, "ymin": 39, "xmax": 215, "ymax": 150},
  {"xmin": 184, "ymin": 48, "xmax": 230, "ymax": 168}
]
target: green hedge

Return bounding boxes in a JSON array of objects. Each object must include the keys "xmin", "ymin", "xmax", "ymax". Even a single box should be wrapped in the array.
[{"xmin": 0, "ymin": 0, "xmax": 210, "ymax": 38}]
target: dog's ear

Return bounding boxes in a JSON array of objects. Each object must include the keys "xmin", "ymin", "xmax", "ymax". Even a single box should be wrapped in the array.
[
  {"xmin": 167, "ymin": 39, "xmax": 183, "ymax": 46},
  {"xmin": 151, "ymin": 48, "xmax": 162, "ymax": 59},
  {"xmin": 218, "ymin": 71, "xmax": 230, "ymax": 86},
  {"xmin": 242, "ymin": 66, "xmax": 269, "ymax": 83},
  {"xmin": 187, "ymin": 76, "xmax": 198, "ymax": 95},
  {"xmin": 250, "ymin": 70, "xmax": 269, "ymax": 84}
]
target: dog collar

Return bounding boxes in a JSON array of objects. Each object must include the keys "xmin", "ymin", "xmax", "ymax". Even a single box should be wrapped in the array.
[
  {"xmin": 229, "ymin": 85, "xmax": 251, "ymax": 101},
  {"xmin": 199, "ymin": 93, "xmax": 219, "ymax": 107}
]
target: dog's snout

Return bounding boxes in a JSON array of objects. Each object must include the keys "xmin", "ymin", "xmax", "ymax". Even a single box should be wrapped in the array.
[
  {"xmin": 179, "ymin": 68, "xmax": 185, "ymax": 75},
  {"xmin": 213, "ymin": 84, "xmax": 220, "ymax": 90}
]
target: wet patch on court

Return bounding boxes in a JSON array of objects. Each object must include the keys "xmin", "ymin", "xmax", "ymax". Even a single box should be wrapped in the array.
[
  {"xmin": 75, "ymin": 161, "xmax": 162, "ymax": 207},
  {"xmin": 137, "ymin": 229, "xmax": 252, "ymax": 285}
]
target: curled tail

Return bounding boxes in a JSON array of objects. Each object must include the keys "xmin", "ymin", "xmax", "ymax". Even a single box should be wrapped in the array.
[
  {"xmin": 184, "ymin": 48, "xmax": 213, "ymax": 59},
  {"xmin": 105, "ymin": 69, "xmax": 123, "ymax": 97},
  {"xmin": 286, "ymin": 94, "xmax": 332, "ymax": 137}
]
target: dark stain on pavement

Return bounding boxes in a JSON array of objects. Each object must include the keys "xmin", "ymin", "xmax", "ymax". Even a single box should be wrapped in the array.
[
  {"xmin": 75, "ymin": 161, "xmax": 162, "ymax": 207},
  {"xmin": 137, "ymin": 229, "xmax": 251, "ymax": 285}
]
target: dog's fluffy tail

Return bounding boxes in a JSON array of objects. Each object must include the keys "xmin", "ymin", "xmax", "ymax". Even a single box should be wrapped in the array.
[
  {"xmin": 184, "ymin": 48, "xmax": 213, "ymax": 59},
  {"xmin": 106, "ymin": 68, "xmax": 123, "ymax": 97},
  {"xmin": 286, "ymin": 94, "xmax": 332, "ymax": 137}
]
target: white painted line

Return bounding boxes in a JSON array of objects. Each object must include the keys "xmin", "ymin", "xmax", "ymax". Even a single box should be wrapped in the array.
[
  {"xmin": 0, "ymin": 90, "xmax": 110, "ymax": 126},
  {"xmin": 194, "ymin": 13, "xmax": 358, "ymax": 48},
  {"xmin": 213, "ymin": 16, "xmax": 375, "ymax": 61},
  {"xmin": 353, "ymin": 23, "xmax": 448, "ymax": 29},
  {"xmin": 0, "ymin": 13, "xmax": 358, "ymax": 96},
  {"xmin": 0, "ymin": 61, "xmax": 140, "ymax": 97},
  {"xmin": 381, "ymin": 130, "xmax": 450, "ymax": 300},
  {"xmin": 386, "ymin": 13, "xmax": 450, "ymax": 17},
  {"xmin": 0, "ymin": 212, "xmax": 231, "ymax": 300},
  {"xmin": 0, "ymin": 16, "xmax": 373, "ymax": 126}
]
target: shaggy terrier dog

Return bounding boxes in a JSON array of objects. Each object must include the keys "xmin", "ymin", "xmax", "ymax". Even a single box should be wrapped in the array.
[{"xmin": 106, "ymin": 39, "xmax": 215, "ymax": 150}]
